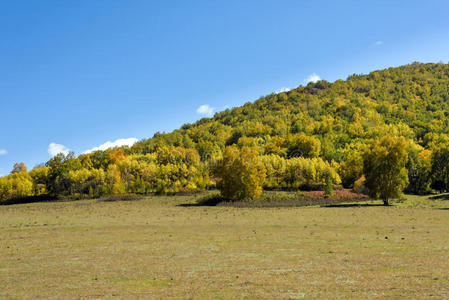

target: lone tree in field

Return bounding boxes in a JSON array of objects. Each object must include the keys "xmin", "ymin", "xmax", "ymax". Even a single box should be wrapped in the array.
[
  {"xmin": 363, "ymin": 136, "xmax": 409, "ymax": 205},
  {"xmin": 213, "ymin": 146, "xmax": 266, "ymax": 200}
]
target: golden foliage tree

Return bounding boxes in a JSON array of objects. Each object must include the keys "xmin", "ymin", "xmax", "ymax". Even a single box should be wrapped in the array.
[
  {"xmin": 287, "ymin": 133, "xmax": 321, "ymax": 158},
  {"xmin": 363, "ymin": 136, "xmax": 409, "ymax": 205},
  {"xmin": 213, "ymin": 146, "xmax": 266, "ymax": 200}
]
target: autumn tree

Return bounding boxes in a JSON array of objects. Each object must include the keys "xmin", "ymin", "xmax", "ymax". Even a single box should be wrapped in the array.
[
  {"xmin": 363, "ymin": 136, "xmax": 409, "ymax": 205},
  {"xmin": 287, "ymin": 134, "xmax": 321, "ymax": 158},
  {"xmin": 29, "ymin": 166, "xmax": 50, "ymax": 195},
  {"xmin": 0, "ymin": 172, "xmax": 33, "ymax": 202},
  {"xmin": 11, "ymin": 162, "xmax": 27, "ymax": 174},
  {"xmin": 339, "ymin": 151, "xmax": 364, "ymax": 188},
  {"xmin": 406, "ymin": 145, "xmax": 432, "ymax": 195},
  {"xmin": 213, "ymin": 146, "xmax": 266, "ymax": 200}
]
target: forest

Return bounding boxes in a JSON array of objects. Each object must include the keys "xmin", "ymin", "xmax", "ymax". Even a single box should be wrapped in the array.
[{"xmin": 3, "ymin": 62, "xmax": 449, "ymax": 204}]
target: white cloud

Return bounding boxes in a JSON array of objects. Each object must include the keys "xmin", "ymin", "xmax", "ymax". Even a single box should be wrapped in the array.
[
  {"xmin": 196, "ymin": 104, "xmax": 214, "ymax": 116},
  {"xmin": 83, "ymin": 138, "xmax": 138, "ymax": 154},
  {"xmin": 375, "ymin": 40, "xmax": 383, "ymax": 46},
  {"xmin": 0, "ymin": 149, "xmax": 7, "ymax": 155},
  {"xmin": 48, "ymin": 143, "xmax": 70, "ymax": 157},
  {"xmin": 304, "ymin": 73, "xmax": 321, "ymax": 85},
  {"xmin": 276, "ymin": 87, "xmax": 291, "ymax": 93}
]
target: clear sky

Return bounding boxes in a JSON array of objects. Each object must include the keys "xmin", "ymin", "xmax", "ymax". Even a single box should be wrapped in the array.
[{"xmin": 1, "ymin": 0, "xmax": 449, "ymax": 175}]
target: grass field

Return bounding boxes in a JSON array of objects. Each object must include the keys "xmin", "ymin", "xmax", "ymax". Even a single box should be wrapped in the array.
[{"xmin": 1, "ymin": 193, "xmax": 449, "ymax": 299}]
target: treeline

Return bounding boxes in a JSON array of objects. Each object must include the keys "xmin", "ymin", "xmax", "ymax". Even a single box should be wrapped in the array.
[
  {"xmin": 0, "ymin": 145, "xmax": 342, "ymax": 202},
  {"xmin": 3, "ymin": 62, "xmax": 449, "ymax": 203},
  {"xmin": 2, "ymin": 134, "xmax": 449, "ymax": 203}
]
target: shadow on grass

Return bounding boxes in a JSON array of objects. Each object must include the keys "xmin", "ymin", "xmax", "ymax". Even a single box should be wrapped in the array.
[
  {"xmin": 178, "ymin": 196, "xmax": 223, "ymax": 207},
  {"xmin": 178, "ymin": 193, "xmax": 376, "ymax": 208},
  {"xmin": 429, "ymin": 194, "xmax": 449, "ymax": 201},
  {"xmin": 0, "ymin": 195, "xmax": 58, "ymax": 205},
  {"xmin": 2, "ymin": 194, "xmax": 146, "ymax": 205},
  {"xmin": 322, "ymin": 203, "xmax": 386, "ymax": 208},
  {"xmin": 97, "ymin": 195, "xmax": 145, "ymax": 202}
]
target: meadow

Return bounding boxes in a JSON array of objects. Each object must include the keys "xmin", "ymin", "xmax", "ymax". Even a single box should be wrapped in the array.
[{"xmin": 1, "ymin": 192, "xmax": 448, "ymax": 299}]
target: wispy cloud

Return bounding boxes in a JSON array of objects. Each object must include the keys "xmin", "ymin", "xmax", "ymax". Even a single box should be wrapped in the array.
[
  {"xmin": 48, "ymin": 143, "xmax": 70, "ymax": 157},
  {"xmin": 375, "ymin": 40, "xmax": 383, "ymax": 46},
  {"xmin": 196, "ymin": 104, "xmax": 214, "ymax": 116},
  {"xmin": 304, "ymin": 73, "xmax": 321, "ymax": 85},
  {"xmin": 0, "ymin": 149, "xmax": 7, "ymax": 155},
  {"xmin": 83, "ymin": 138, "xmax": 138, "ymax": 154}
]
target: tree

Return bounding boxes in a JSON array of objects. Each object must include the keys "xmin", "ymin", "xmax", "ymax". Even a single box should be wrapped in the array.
[
  {"xmin": 324, "ymin": 174, "xmax": 334, "ymax": 195},
  {"xmin": 339, "ymin": 152, "xmax": 364, "ymax": 188},
  {"xmin": 0, "ymin": 172, "xmax": 33, "ymax": 202},
  {"xmin": 406, "ymin": 146, "xmax": 432, "ymax": 195},
  {"xmin": 284, "ymin": 157, "xmax": 341, "ymax": 189},
  {"xmin": 287, "ymin": 134, "xmax": 321, "ymax": 158},
  {"xmin": 431, "ymin": 144, "xmax": 449, "ymax": 192},
  {"xmin": 213, "ymin": 146, "xmax": 266, "ymax": 200},
  {"xmin": 29, "ymin": 166, "xmax": 50, "ymax": 195},
  {"xmin": 105, "ymin": 164, "xmax": 126, "ymax": 194},
  {"xmin": 45, "ymin": 152, "xmax": 82, "ymax": 196},
  {"xmin": 363, "ymin": 136, "xmax": 409, "ymax": 205},
  {"xmin": 11, "ymin": 162, "xmax": 27, "ymax": 174}
]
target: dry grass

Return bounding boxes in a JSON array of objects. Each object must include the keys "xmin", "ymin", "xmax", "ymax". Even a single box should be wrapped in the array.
[{"xmin": 1, "ymin": 192, "xmax": 449, "ymax": 299}]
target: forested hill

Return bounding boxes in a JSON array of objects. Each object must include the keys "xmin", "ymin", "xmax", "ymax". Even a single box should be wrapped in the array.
[
  {"xmin": 131, "ymin": 62, "xmax": 449, "ymax": 161},
  {"xmin": 3, "ymin": 62, "xmax": 449, "ymax": 202}
]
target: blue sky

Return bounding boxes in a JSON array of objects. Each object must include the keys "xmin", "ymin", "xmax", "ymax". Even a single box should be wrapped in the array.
[{"xmin": 1, "ymin": 0, "xmax": 449, "ymax": 175}]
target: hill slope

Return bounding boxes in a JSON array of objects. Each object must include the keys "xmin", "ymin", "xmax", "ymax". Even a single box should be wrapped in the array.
[{"xmin": 131, "ymin": 62, "xmax": 449, "ymax": 161}]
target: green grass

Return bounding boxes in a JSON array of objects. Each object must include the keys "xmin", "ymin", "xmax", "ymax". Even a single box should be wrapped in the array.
[{"xmin": 1, "ymin": 192, "xmax": 448, "ymax": 299}]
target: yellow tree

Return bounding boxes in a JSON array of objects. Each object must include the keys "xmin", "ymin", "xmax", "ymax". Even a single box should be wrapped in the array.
[
  {"xmin": 213, "ymin": 146, "xmax": 266, "ymax": 200},
  {"xmin": 363, "ymin": 136, "xmax": 409, "ymax": 205},
  {"xmin": 287, "ymin": 133, "xmax": 321, "ymax": 158},
  {"xmin": 11, "ymin": 162, "xmax": 27, "ymax": 174}
]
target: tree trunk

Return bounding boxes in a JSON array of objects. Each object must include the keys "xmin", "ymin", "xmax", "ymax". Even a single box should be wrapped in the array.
[{"xmin": 383, "ymin": 198, "xmax": 389, "ymax": 206}]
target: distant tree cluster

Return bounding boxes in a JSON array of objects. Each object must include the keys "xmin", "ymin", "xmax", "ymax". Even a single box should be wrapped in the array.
[{"xmin": 2, "ymin": 62, "xmax": 449, "ymax": 203}]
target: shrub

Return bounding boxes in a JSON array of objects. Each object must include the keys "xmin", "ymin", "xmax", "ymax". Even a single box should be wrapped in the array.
[{"xmin": 325, "ymin": 175, "xmax": 334, "ymax": 195}]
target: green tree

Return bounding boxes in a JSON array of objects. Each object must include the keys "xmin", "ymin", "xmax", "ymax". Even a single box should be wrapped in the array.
[
  {"xmin": 45, "ymin": 152, "xmax": 82, "ymax": 196},
  {"xmin": 363, "ymin": 136, "xmax": 409, "ymax": 205},
  {"xmin": 431, "ymin": 144, "xmax": 449, "ymax": 192},
  {"xmin": 213, "ymin": 146, "xmax": 266, "ymax": 200},
  {"xmin": 406, "ymin": 147, "xmax": 432, "ymax": 195},
  {"xmin": 324, "ymin": 174, "xmax": 334, "ymax": 195}
]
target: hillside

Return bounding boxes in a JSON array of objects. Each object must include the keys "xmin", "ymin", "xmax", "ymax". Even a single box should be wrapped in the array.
[
  {"xmin": 132, "ymin": 62, "xmax": 449, "ymax": 159},
  {"xmin": 3, "ymin": 62, "xmax": 449, "ymax": 202}
]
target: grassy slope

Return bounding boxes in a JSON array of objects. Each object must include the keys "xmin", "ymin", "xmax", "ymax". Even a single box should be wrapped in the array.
[{"xmin": 1, "ymin": 194, "xmax": 448, "ymax": 299}]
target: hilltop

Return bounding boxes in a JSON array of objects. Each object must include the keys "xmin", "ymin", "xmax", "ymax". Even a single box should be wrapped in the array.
[{"xmin": 131, "ymin": 62, "xmax": 449, "ymax": 160}]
